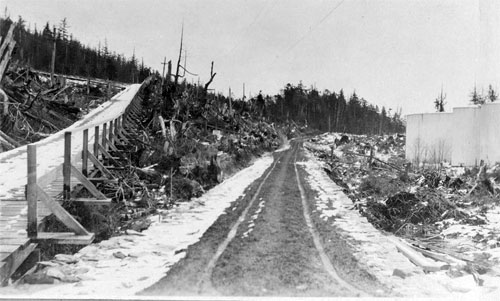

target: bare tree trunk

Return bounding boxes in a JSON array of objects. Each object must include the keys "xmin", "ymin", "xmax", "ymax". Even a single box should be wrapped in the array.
[
  {"xmin": 166, "ymin": 60, "xmax": 172, "ymax": 84},
  {"xmin": 228, "ymin": 87, "xmax": 232, "ymax": 116},
  {"xmin": 203, "ymin": 61, "xmax": 216, "ymax": 92},
  {"xmin": 174, "ymin": 24, "xmax": 184, "ymax": 88},
  {"xmin": 50, "ymin": 28, "xmax": 57, "ymax": 87}
]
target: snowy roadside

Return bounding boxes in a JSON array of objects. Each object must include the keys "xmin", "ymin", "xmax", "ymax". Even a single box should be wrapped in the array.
[
  {"xmin": 0, "ymin": 153, "xmax": 274, "ymax": 297},
  {"xmin": 300, "ymin": 145, "xmax": 500, "ymax": 298}
]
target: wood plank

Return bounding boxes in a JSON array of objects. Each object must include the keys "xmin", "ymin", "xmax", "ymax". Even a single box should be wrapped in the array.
[
  {"xmin": 63, "ymin": 132, "xmax": 72, "ymax": 201},
  {"xmin": 33, "ymin": 232, "xmax": 94, "ymax": 245},
  {"xmin": 0, "ymin": 216, "xmax": 23, "ymax": 221},
  {"xmin": 0, "ymin": 252, "xmax": 11, "ymax": 262},
  {"xmin": 70, "ymin": 164, "xmax": 107, "ymax": 199},
  {"xmin": 102, "ymin": 136, "xmax": 119, "ymax": 152},
  {"xmin": 88, "ymin": 177, "xmax": 118, "ymax": 183},
  {"xmin": 73, "ymin": 198, "xmax": 111, "ymax": 204},
  {"xmin": 0, "ymin": 230, "xmax": 26, "ymax": 235},
  {"xmin": 116, "ymin": 130, "xmax": 129, "ymax": 144},
  {"xmin": 88, "ymin": 152, "xmax": 114, "ymax": 178},
  {"xmin": 0, "ymin": 243, "xmax": 37, "ymax": 286},
  {"xmin": 82, "ymin": 129, "xmax": 89, "ymax": 177},
  {"xmin": 0, "ymin": 221, "xmax": 26, "ymax": 226},
  {"xmin": 0, "ymin": 201, "xmax": 28, "ymax": 205},
  {"xmin": 0, "ymin": 245, "xmax": 21, "ymax": 253},
  {"xmin": 36, "ymin": 185, "xmax": 89, "ymax": 236},
  {"xmin": 98, "ymin": 144, "xmax": 122, "ymax": 166},
  {"xmin": 27, "ymin": 144, "xmax": 37, "ymax": 238},
  {"xmin": 0, "ymin": 238, "xmax": 30, "ymax": 245},
  {"xmin": 10, "ymin": 249, "xmax": 40, "ymax": 281},
  {"xmin": 37, "ymin": 163, "xmax": 63, "ymax": 190}
]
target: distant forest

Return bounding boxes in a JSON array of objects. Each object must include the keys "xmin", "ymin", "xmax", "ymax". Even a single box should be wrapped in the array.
[
  {"xmin": 261, "ymin": 83, "xmax": 405, "ymax": 134},
  {"xmin": 1, "ymin": 14, "xmax": 404, "ymax": 134},
  {"xmin": 0, "ymin": 16, "xmax": 153, "ymax": 83}
]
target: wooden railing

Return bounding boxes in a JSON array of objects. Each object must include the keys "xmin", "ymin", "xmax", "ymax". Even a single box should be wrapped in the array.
[{"xmin": 24, "ymin": 79, "xmax": 147, "ymax": 243}]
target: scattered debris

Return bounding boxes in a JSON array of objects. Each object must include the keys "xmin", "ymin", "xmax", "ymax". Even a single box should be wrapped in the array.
[
  {"xmin": 0, "ymin": 64, "xmax": 121, "ymax": 151},
  {"xmin": 306, "ymin": 132, "xmax": 500, "ymax": 286}
]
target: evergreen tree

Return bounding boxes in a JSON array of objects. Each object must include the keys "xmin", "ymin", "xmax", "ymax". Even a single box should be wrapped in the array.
[
  {"xmin": 487, "ymin": 85, "xmax": 498, "ymax": 102},
  {"xmin": 470, "ymin": 86, "xmax": 485, "ymax": 105},
  {"xmin": 434, "ymin": 88, "xmax": 446, "ymax": 112}
]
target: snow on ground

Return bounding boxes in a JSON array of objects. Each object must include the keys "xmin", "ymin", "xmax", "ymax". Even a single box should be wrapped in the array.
[
  {"xmin": 0, "ymin": 153, "xmax": 273, "ymax": 297},
  {"xmin": 274, "ymin": 138, "xmax": 291, "ymax": 153},
  {"xmin": 299, "ymin": 148, "xmax": 500, "ymax": 298},
  {"xmin": 242, "ymin": 197, "xmax": 265, "ymax": 238}
]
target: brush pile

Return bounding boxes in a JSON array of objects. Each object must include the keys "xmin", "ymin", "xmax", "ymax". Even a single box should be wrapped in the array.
[
  {"xmin": 0, "ymin": 64, "xmax": 121, "ymax": 151},
  {"xmin": 305, "ymin": 132, "xmax": 500, "ymax": 283}
]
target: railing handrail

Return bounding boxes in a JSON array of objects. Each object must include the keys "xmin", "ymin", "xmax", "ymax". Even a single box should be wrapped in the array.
[
  {"xmin": 25, "ymin": 76, "xmax": 152, "ymax": 240},
  {"xmin": 33, "ymin": 83, "xmax": 143, "ymax": 142}
]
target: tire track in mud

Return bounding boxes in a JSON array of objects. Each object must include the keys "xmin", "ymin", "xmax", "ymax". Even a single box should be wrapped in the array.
[
  {"xmin": 293, "ymin": 148, "xmax": 368, "ymax": 296},
  {"xmin": 196, "ymin": 147, "xmax": 289, "ymax": 294},
  {"xmin": 141, "ymin": 141, "xmax": 379, "ymax": 296}
]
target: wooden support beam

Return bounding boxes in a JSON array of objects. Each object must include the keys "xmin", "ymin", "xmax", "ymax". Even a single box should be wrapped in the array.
[
  {"xmin": 88, "ymin": 177, "xmax": 118, "ymax": 183},
  {"xmin": 26, "ymin": 145, "xmax": 37, "ymax": 238},
  {"xmin": 32, "ymin": 232, "xmax": 94, "ymax": 245},
  {"xmin": 103, "ymin": 136, "xmax": 119, "ymax": 152},
  {"xmin": 93, "ymin": 125, "xmax": 99, "ymax": 160},
  {"xmin": 73, "ymin": 198, "xmax": 111, "ymax": 204},
  {"xmin": 88, "ymin": 152, "xmax": 114, "ymax": 178},
  {"xmin": 36, "ymin": 185, "xmax": 89, "ymax": 235},
  {"xmin": 114, "ymin": 116, "xmax": 120, "ymax": 136},
  {"xmin": 63, "ymin": 132, "xmax": 71, "ymax": 201},
  {"xmin": 70, "ymin": 164, "xmax": 107, "ymax": 199},
  {"xmin": 0, "ymin": 243, "xmax": 37, "ymax": 286},
  {"xmin": 11, "ymin": 248, "xmax": 40, "ymax": 282},
  {"xmin": 102, "ymin": 123, "xmax": 107, "ymax": 151},
  {"xmin": 114, "ymin": 118, "xmax": 119, "ymax": 143},
  {"xmin": 116, "ymin": 130, "xmax": 130, "ymax": 144},
  {"xmin": 82, "ymin": 129, "xmax": 89, "ymax": 177},
  {"xmin": 98, "ymin": 144, "xmax": 121, "ymax": 166},
  {"xmin": 109, "ymin": 120, "xmax": 114, "ymax": 145}
]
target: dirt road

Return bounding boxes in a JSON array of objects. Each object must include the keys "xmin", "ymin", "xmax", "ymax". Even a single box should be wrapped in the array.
[{"xmin": 141, "ymin": 140, "xmax": 385, "ymax": 297}]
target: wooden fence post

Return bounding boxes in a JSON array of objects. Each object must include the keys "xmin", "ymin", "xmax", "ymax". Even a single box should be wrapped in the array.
[
  {"xmin": 114, "ymin": 118, "xmax": 119, "ymax": 141},
  {"xmin": 94, "ymin": 126, "xmax": 100, "ymax": 160},
  {"xmin": 102, "ymin": 123, "xmax": 107, "ymax": 151},
  {"xmin": 82, "ymin": 129, "xmax": 89, "ymax": 177},
  {"xmin": 27, "ymin": 144, "xmax": 37, "ymax": 238},
  {"xmin": 63, "ymin": 132, "xmax": 71, "ymax": 200},
  {"xmin": 109, "ymin": 120, "xmax": 114, "ymax": 145}
]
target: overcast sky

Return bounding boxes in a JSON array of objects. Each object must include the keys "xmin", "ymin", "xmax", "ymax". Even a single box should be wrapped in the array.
[{"xmin": 2, "ymin": 0, "xmax": 499, "ymax": 115}]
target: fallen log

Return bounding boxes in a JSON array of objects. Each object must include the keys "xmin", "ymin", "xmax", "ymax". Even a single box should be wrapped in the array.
[
  {"xmin": 408, "ymin": 243, "xmax": 466, "ymax": 267},
  {"xmin": 24, "ymin": 111, "xmax": 59, "ymax": 131},
  {"xmin": 408, "ymin": 239, "xmax": 475, "ymax": 262},
  {"xmin": 0, "ymin": 129, "xmax": 20, "ymax": 148},
  {"xmin": 0, "ymin": 39, "xmax": 16, "ymax": 82},
  {"xmin": 344, "ymin": 150, "xmax": 404, "ymax": 172},
  {"xmin": 0, "ymin": 133, "xmax": 15, "ymax": 150},
  {"xmin": 158, "ymin": 115, "xmax": 167, "ymax": 138},
  {"xmin": 387, "ymin": 236, "xmax": 448, "ymax": 272},
  {"xmin": 0, "ymin": 24, "xmax": 15, "ymax": 59},
  {"xmin": 0, "ymin": 88, "xmax": 7, "ymax": 116}
]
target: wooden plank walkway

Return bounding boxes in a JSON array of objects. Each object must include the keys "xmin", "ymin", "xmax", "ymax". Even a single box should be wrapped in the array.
[
  {"xmin": 0, "ymin": 83, "xmax": 144, "ymax": 285},
  {"xmin": 0, "ymin": 163, "xmax": 85, "ymax": 285}
]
